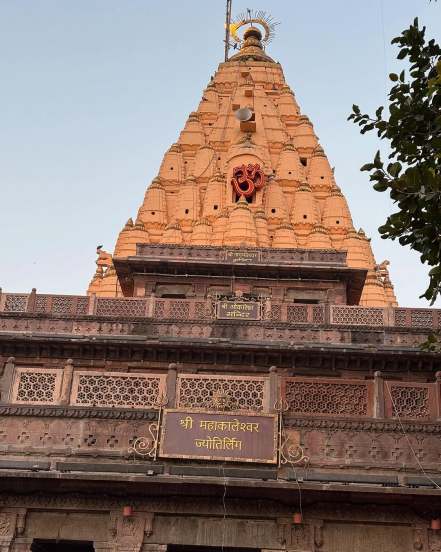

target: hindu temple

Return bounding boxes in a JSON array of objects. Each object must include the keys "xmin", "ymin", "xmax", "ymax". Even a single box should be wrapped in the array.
[{"xmin": 1, "ymin": 11, "xmax": 441, "ymax": 552}]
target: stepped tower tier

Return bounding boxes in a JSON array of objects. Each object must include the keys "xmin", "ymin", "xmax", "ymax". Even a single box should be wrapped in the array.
[{"xmin": 88, "ymin": 21, "xmax": 396, "ymax": 307}]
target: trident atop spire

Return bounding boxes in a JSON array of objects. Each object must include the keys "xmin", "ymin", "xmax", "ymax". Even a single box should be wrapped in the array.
[{"xmin": 224, "ymin": 0, "xmax": 233, "ymax": 62}]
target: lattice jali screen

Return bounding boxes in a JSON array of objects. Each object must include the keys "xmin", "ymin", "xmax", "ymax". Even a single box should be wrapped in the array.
[
  {"xmin": 176, "ymin": 374, "xmax": 269, "ymax": 412},
  {"xmin": 263, "ymin": 303, "xmax": 282, "ymax": 322},
  {"xmin": 287, "ymin": 305, "xmax": 308, "ymax": 324},
  {"xmin": 410, "ymin": 309, "xmax": 435, "ymax": 328},
  {"xmin": 312, "ymin": 305, "xmax": 325, "ymax": 324},
  {"xmin": 169, "ymin": 301, "xmax": 190, "ymax": 320},
  {"xmin": 52, "ymin": 295, "xmax": 89, "ymax": 315},
  {"xmin": 283, "ymin": 378, "xmax": 373, "ymax": 417},
  {"xmin": 330, "ymin": 306, "xmax": 385, "ymax": 326},
  {"xmin": 385, "ymin": 383, "xmax": 433, "ymax": 419},
  {"xmin": 194, "ymin": 301, "xmax": 215, "ymax": 320},
  {"xmin": 11, "ymin": 368, "xmax": 63, "ymax": 405},
  {"xmin": 71, "ymin": 371, "xmax": 166, "ymax": 409},
  {"xmin": 3, "ymin": 294, "xmax": 28, "ymax": 313},
  {"xmin": 95, "ymin": 298, "xmax": 147, "ymax": 317},
  {"xmin": 393, "ymin": 309, "xmax": 408, "ymax": 327}
]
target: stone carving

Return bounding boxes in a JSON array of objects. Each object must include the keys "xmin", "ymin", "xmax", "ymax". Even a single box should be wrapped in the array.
[
  {"xmin": 0, "ymin": 513, "xmax": 12, "ymax": 536},
  {"xmin": 231, "ymin": 163, "xmax": 265, "ymax": 198},
  {"xmin": 110, "ymin": 512, "xmax": 154, "ymax": 552}
]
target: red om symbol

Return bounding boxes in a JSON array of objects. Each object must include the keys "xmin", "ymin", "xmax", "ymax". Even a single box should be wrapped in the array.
[{"xmin": 231, "ymin": 163, "xmax": 266, "ymax": 198}]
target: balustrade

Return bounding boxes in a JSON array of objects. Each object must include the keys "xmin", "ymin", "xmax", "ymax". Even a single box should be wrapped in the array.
[{"xmin": 1, "ymin": 291, "xmax": 440, "ymax": 329}]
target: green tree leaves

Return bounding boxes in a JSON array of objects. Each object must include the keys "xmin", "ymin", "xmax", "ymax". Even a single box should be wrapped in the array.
[{"xmin": 348, "ymin": 18, "xmax": 441, "ymax": 305}]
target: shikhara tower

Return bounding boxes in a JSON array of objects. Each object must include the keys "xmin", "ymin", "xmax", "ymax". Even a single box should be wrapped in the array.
[{"xmin": 88, "ymin": 26, "xmax": 397, "ymax": 308}]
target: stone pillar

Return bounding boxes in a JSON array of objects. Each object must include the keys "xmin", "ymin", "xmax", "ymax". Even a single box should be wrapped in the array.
[
  {"xmin": 26, "ymin": 289, "xmax": 37, "ymax": 314},
  {"xmin": 435, "ymin": 371, "xmax": 441, "ymax": 419},
  {"xmin": 0, "ymin": 357, "xmax": 16, "ymax": 403},
  {"xmin": 60, "ymin": 358, "xmax": 74, "ymax": 405},
  {"xmin": 373, "ymin": 370, "xmax": 385, "ymax": 419},
  {"xmin": 166, "ymin": 364, "xmax": 178, "ymax": 408},
  {"xmin": 268, "ymin": 365, "xmax": 279, "ymax": 413}
]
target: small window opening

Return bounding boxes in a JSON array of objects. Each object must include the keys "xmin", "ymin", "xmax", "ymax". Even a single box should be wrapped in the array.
[
  {"xmin": 336, "ymin": 220, "xmax": 340, "ymax": 224},
  {"xmin": 272, "ymin": 169, "xmax": 276, "ymax": 174},
  {"xmin": 320, "ymin": 176, "xmax": 324, "ymax": 179},
  {"xmin": 271, "ymin": 208, "xmax": 276, "ymax": 214},
  {"xmin": 151, "ymin": 211, "xmax": 155, "ymax": 215},
  {"xmin": 288, "ymin": 171, "xmax": 292, "ymax": 175},
  {"xmin": 185, "ymin": 209, "xmax": 189, "ymax": 214},
  {"xmin": 303, "ymin": 214, "xmax": 307, "ymax": 219},
  {"xmin": 208, "ymin": 123, "xmax": 213, "ymax": 126},
  {"xmin": 214, "ymin": 205, "xmax": 219, "ymax": 210},
  {"xmin": 184, "ymin": 161, "xmax": 188, "ymax": 164},
  {"xmin": 217, "ymin": 156, "xmax": 221, "ymax": 160},
  {"xmin": 170, "ymin": 166, "xmax": 174, "ymax": 170},
  {"xmin": 300, "ymin": 158, "xmax": 307, "ymax": 167}
]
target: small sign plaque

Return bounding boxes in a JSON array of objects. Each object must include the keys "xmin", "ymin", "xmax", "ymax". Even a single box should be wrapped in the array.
[
  {"xmin": 225, "ymin": 250, "xmax": 260, "ymax": 263},
  {"xmin": 217, "ymin": 301, "xmax": 261, "ymax": 320},
  {"xmin": 159, "ymin": 410, "xmax": 278, "ymax": 464}
]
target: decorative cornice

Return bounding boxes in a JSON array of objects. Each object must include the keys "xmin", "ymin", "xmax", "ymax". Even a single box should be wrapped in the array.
[
  {"xmin": 0, "ymin": 405, "xmax": 158, "ymax": 420},
  {"xmin": 286, "ymin": 416, "xmax": 441, "ymax": 434}
]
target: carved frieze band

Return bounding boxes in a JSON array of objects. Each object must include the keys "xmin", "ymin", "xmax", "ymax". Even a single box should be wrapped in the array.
[{"xmin": 0, "ymin": 405, "xmax": 157, "ymax": 420}]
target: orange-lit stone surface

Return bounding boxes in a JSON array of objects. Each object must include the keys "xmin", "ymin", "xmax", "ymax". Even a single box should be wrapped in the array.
[{"xmin": 88, "ymin": 28, "xmax": 396, "ymax": 306}]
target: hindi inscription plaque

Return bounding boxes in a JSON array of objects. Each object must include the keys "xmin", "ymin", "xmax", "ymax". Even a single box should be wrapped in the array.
[
  {"xmin": 225, "ymin": 250, "xmax": 260, "ymax": 263},
  {"xmin": 159, "ymin": 410, "xmax": 278, "ymax": 463},
  {"xmin": 216, "ymin": 301, "xmax": 261, "ymax": 320}
]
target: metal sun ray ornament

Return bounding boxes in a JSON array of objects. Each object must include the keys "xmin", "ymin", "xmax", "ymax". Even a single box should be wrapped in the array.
[{"xmin": 229, "ymin": 9, "xmax": 279, "ymax": 48}]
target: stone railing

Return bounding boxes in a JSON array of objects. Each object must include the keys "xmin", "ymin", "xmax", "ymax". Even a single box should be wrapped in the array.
[
  {"xmin": 1, "ymin": 291, "xmax": 440, "ymax": 330},
  {"xmin": 3, "ymin": 363, "xmax": 441, "ymax": 422},
  {"xmin": 135, "ymin": 243, "xmax": 347, "ymax": 266}
]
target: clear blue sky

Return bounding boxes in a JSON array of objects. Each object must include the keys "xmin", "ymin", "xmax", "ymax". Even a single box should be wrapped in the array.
[{"xmin": 1, "ymin": 1, "xmax": 440, "ymax": 306}]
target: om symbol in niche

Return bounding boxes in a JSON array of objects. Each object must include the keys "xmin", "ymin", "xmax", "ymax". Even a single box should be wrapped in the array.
[{"xmin": 231, "ymin": 163, "xmax": 266, "ymax": 198}]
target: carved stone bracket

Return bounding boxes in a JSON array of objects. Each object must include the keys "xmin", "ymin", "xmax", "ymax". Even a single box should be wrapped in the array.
[{"xmin": 109, "ymin": 512, "xmax": 155, "ymax": 552}]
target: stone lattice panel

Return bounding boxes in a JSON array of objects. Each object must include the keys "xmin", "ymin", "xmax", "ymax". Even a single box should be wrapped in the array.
[
  {"xmin": 263, "ymin": 303, "xmax": 282, "ymax": 322},
  {"xmin": 71, "ymin": 371, "xmax": 166, "ymax": 409},
  {"xmin": 154, "ymin": 300, "xmax": 166, "ymax": 318},
  {"xmin": 3, "ymin": 294, "xmax": 28, "ymax": 313},
  {"xmin": 35, "ymin": 295, "xmax": 49, "ymax": 313},
  {"xmin": 194, "ymin": 301, "xmax": 215, "ymax": 320},
  {"xmin": 52, "ymin": 295, "xmax": 89, "ymax": 315},
  {"xmin": 176, "ymin": 374, "xmax": 268, "ymax": 412},
  {"xmin": 410, "ymin": 309, "xmax": 434, "ymax": 328},
  {"xmin": 387, "ymin": 383, "xmax": 431, "ymax": 419},
  {"xmin": 287, "ymin": 305, "xmax": 308, "ymax": 324},
  {"xmin": 169, "ymin": 300, "xmax": 190, "ymax": 320},
  {"xmin": 11, "ymin": 368, "xmax": 63, "ymax": 405},
  {"xmin": 95, "ymin": 298, "xmax": 147, "ymax": 317},
  {"xmin": 284, "ymin": 378, "xmax": 372, "ymax": 417},
  {"xmin": 393, "ymin": 308, "xmax": 408, "ymax": 327},
  {"xmin": 331, "ymin": 306, "xmax": 384, "ymax": 326},
  {"xmin": 312, "ymin": 305, "xmax": 325, "ymax": 324}
]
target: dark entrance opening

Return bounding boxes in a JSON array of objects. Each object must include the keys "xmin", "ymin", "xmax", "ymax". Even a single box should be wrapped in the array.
[
  {"xmin": 31, "ymin": 540, "xmax": 94, "ymax": 552},
  {"xmin": 168, "ymin": 546, "xmax": 259, "ymax": 552}
]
